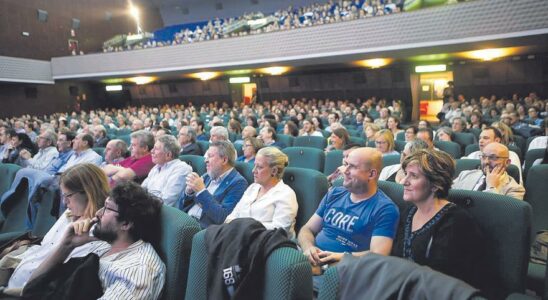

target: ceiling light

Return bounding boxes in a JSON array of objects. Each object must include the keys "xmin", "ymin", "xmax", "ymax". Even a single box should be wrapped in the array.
[
  {"xmin": 190, "ymin": 72, "xmax": 219, "ymax": 81},
  {"xmin": 128, "ymin": 76, "xmax": 155, "ymax": 85},
  {"xmin": 466, "ymin": 48, "xmax": 507, "ymax": 61},
  {"xmin": 259, "ymin": 66, "xmax": 290, "ymax": 75},
  {"xmin": 356, "ymin": 58, "xmax": 391, "ymax": 69},
  {"xmin": 415, "ymin": 64, "xmax": 447, "ymax": 73}
]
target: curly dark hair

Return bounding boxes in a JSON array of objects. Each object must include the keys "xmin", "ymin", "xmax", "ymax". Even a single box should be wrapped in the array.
[{"xmin": 110, "ymin": 181, "xmax": 163, "ymax": 243}]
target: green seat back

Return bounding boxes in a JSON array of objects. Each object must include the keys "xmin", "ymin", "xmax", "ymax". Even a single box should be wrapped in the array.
[
  {"xmin": 506, "ymin": 164, "xmax": 521, "ymax": 184},
  {"xmin": 382, "ymin": 154, "xmax": 401, "ymax": 168},
  {"xmin": 283, "ymin": 167, "xmax": 328, "ymax": 233},
  {"xmin": 524, "ymin": 148, "xmax": 545, "ymax": 182},
  {"xmin": 196, "ymin": 141, "xmax": 210, "ymax": 155},
  {"xmin": 0, "ymin": 179, "xmax": 30, "ymax": 234},
  {"xmin": 293, "ymin": 136, "xmax": 327, "ymax": 150},
  {"xmin": 317, "ymin": 266, "xmax": 339, "ymax": 300},
  {"xmin": 396, "ymin": 131, "xmax": 406, "ymax": 141},
  {"xmin": 394, "ymin": 140, "xmax": 406, "ymax": 152},
  {"xmin": 455, "ymin": 159, "xmax": 481, "ymax": 178},
  {"xmin": 454, "ymin": 132, "xmax": 476, "ymax": 149},
  {"xmin": 277, "ymin": 134, "xmax": 295, "ymax": 148},
  {"xmin": 282, "ymin": 147, "xmax": 325, "ymax": 172},
  {"xmin": 92, "ymin": 147, "xmax": 105, "ymax": 159},
  {"xmin": 324, "ymin": 150, "xmax": 343, "ymax": 176},
  {"xmin": 185, "ymin": 230, "xmax": 312, "ymax": 300},
  {"xmin": 155, "ymin": 206, "xmax": 200, "ymax": 300},
  {"xmin": 118, "ymin": 134, "xmax": 131, "ymax": 145},
  {"xmin": 234, "ymin": 161, "xmax": 254, "ymax": 185},
  {"xmin": 179, "ymin": 155, "xmax": 206, "ymax": 175},
  {"xmin": 234, "ymin": 143, "xmax": 243, "ymax": 157},
  {"xmin": 465, "ymin": 144, "xmax": 480, "ymax": 156},
  {"xmin": 524, "ymin": 165, "xmax": 548, "ymax": 237},
  {"xmin": 31, "ymin": 188, "xmax": 58, "ymax": 237},
  {"xmin": 0, "ymin": 164, "xmax": 21, "ymax": 197},
  {"xmin": 435, "ymin": 141, "xmax": 462, "ymax": 159},
  {"xmin": 349, "ymin": 136, "xmax": 365, "ymax": 146}
]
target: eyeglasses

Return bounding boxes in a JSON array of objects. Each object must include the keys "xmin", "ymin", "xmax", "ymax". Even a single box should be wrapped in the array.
[
  {"xmin": 375, "ymin": 141, "xmax": 387, "ymax": 145},
  {"xmin": 98, "ymin": 206, "xmax": 120, "ymax": 218},
  {"xmin": 62, "ymin": 191, "xmax": 83, "ymax": 199},
  {"xmin": 480, "ymin": 154, "xmax": 508, "ymax": 161}
]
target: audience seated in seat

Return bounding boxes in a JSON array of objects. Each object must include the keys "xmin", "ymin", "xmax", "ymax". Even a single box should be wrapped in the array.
[
  {"xmin": 453, "ymin": 142, "xmax": 525, "ymax": 200},
  {"xmin": 379, "ymin": 139, "xmax": 429, "ymax": 182},
  {"xmin": 179, "ymin": 141, "xmax": 248, "ymax": 228},
  {"xmin": 141, "ymin": 135, "xmax": 192, "ymax": 207},
  {"xmin": 3, "ymin": 164, "xmax": 109, "ymax": 295},
  {"xmin": 374, "ymin": 129, "xmax": 399, "ymax": 156},
  {"xmin": 102, "ymin": 130, "xmax": 155, "ymax": 186},
  {"xmin": 237, "ymin": 136, "xmax": 263, "ymax": 164},
  {"xmin": 101, "ymin": 139, "xmax": 127, "ymax": 166},
  {"xmin": 178, "ymin": 126, "xmax": 201, "ymax": 156},
  {"xmin": 58, "ymin": 133, "xmax": 102, "ymax": 173},
  {"xmin": 23, "ymin": 181, "xmax": 165, "ymax": 300},
  {"xmin": 392, "ymin": 149, "xmax": 487, "ymax": 290},
  {"xmin": 226, "ymin": 147, "xmax": 298, "ymax": 238},
  {"xmin": 19, "ymin": 130, "xmax": 59, "ymax": 172},
  {"xmin": 298, "ymin": 147, "xmax": 399, "ymax": 290}
]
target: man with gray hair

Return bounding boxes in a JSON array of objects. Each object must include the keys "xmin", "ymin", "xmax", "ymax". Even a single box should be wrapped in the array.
[
  {"xmin": 209, "ymin": 126, "xmax": 229, "ymax": 143},
  {"xmin": 178, "ymin": 126, "xmax": 200, "ymax": 155},
  {"xmin": 178, "ymin": 140, "xmax": 248, "ymax": 228},
  {"xmin": 19, "ymin": 130, "xmax": 59, "ymax": 171},
  {"xmin": 142, "ymin": 135, "xmax": 192, "ymax": 206},
  {"xmin": 93, "ymin": 124, "xmax": 110, "ymax": 147},
  {"xmin": 103, "ymin": 130, "xmax": 155, "ymax": 185},
  {"xmin": 102, "ymin": 139, "xmax": 128, "ymax": 165}
]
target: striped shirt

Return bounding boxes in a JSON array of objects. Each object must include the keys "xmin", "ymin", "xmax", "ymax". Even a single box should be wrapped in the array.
[{"xmin": 96, "ymin": 240, "xmax": 165, "ymax": 300}]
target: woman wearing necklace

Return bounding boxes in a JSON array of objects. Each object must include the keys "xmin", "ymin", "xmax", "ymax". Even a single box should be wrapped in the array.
[
  {"xmin": 225, "ymin": 147, "xmax": 298, "ymax": 238},
  {"xmin": 392, "ymin": 149, "xmax": 486, "ymax": 290}
]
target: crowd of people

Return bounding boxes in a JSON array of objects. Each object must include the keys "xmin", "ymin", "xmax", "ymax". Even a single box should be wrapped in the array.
[
  {"xmin": 102, "ymin": 0, "xmax": 404, "ymax": 53},
  {"xmin": 0, "ymin": 91, "xmax": 547, "ymax": 298}
]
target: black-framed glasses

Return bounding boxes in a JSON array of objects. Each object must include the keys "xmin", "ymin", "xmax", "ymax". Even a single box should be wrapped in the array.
[
  {"xmin": 479, "ymin": 154, "xmax": 508, "ymax": 161},
  {"xmin": 98, "ymin": 206, "xmax": 120, "ymax": 217},
  {"xmin": 61, "ymin": 191, "xmax": 83, "ymax": 199}
]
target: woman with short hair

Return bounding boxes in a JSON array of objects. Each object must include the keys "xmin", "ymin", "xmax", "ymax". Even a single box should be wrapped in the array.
[
  {"xmin": 226, "ymin": 147, "xmax": 298, "ymax": 238},
  {"xmin": 237, "ymin": 137, "xmax": 263, "ymax": 164},
  {"xmin": 392, "ymin": 150, "xmax": 485, "ymax": 289},
  {"xmin": 374, "ymin": 129, "xmax": 399, "ymax": 156}
]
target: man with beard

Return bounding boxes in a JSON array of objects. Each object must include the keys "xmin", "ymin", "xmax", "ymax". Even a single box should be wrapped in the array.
[
  {"xmin": 453, "ymin": 142, "xmax": 525, "ymax": 200},
  {"xmin": 27, "ymin": 181, "xmax": 166, "ymax": 299}
]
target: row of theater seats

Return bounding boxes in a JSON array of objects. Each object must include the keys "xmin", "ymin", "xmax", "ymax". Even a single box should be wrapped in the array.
[{"xmin": 0, "ymin": 162, "xmax": 546, "ymax": 298}]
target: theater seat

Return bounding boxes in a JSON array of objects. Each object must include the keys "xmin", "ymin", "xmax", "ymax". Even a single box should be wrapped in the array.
[
  {"xmin": 283, "ymin": 167, "xmax": 328, "ymax": 233},
  {"xmin": 154, "ymin": 205, "xmax": 200, "ymax": 300},
  {"xmin": 382, "ymin": 154, "xmax": 400, "ymax": 168},
  {"xmin": 234, "ymin": 161, "xmax": 254, "ymax": 185},
  {"xmin": 283, "ymin": 147, "xmax": 325, "ymax": 172},
  {"xmin": 0, "ymin": 163, "xmax": 21, "ymax": 199},
  {"xmin": 277, "ymin": 134, "xmax": 295, "ymax": 148},
  {"xmin": 324, "ymin": 150, "xmax": 343, "ymax": 176},
  {"xmin": 294, "ymin": 136, "xmax": 327, "ymax": 150},
  {"xmin": 92, "ymin": 147, "xmax": 105, "ymax": 158},
  {"xmin": 523, "ymin": 148, "xmax": 544, "ymax": 182},
  {"xmin": 435, "ymin": 141, "xmax": 462, "ymax": 159},
  {"xmin": 185, "ymin": 230, "xmax": 312, "ymax": 300},
  {"xmin": 196, "ymin": 141, "xmax": 209, "ymax": 155},
  {"xmin": 524, "ymin": 165, "xmax": 548, "ymax": 298},
  {"xmin": 0, "ymin": 178, "xmax": 32, "ymax": 243},
  {"xmin": 179, "ymin": 155, "xmax": 206, "ymax": 175},
  {"xmin": 454, "ymin": 159, "xmax": 481, "ymax": 178}
]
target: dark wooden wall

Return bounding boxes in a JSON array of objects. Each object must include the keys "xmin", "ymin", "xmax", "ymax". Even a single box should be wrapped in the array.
[{"xmin": 0, "ymin": 0, "xmax": 163, "ymax": 60}]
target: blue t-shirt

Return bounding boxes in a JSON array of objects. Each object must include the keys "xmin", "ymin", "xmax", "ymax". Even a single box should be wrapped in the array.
[{"xmin": 315, "ymin": 187, "xmax": 399, "ymax": 252}]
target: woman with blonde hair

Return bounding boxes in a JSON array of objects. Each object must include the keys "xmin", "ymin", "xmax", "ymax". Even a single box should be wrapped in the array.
[
  {"xmin": 226, "ymin": 147, "xmax": 298, "ymax": 238},
  {"xmin": 6, "ymin": 164, "xmax": 109, "ymax": 292},
  {"xmin": 374, "ymin": 129, "xmax": 398, "ymax": 156},
  {"xmin": 363, "ymin": 124, "xmax": 381, "ymax": 144}
]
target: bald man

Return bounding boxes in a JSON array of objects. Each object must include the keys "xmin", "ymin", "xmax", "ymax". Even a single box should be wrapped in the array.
[
  {"xmin": 298, "ymin": 147, "xmax": 399, "ymax": 285},
  {"xmin": 453, "ymin": 142, "xmax": 525, "ymax": 200}
]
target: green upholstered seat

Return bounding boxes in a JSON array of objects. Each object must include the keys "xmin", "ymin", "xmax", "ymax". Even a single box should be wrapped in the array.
[
  {"xmin": 523, "ymin": 148, "xmax": 544, "ymax": 182},
  {"xmin": 277, "ymin": 134, "xmax": 295, "ymax": 148},
  {"xmin": 324, "ymin": 150, "xmax": 343, "ymax": 176},
  {"xmin": 435, "ymin": 140, "xmax": 462, "ymax": 159},
  {"xmin": 454, "ymin": 159, "xmax": 481, "ymax": 178},
  {"xmin": 283, "ymin": 147, "xmax": 325, "ymax": 172},
  {"xmin": 294, "ymin": 136, "xmax": 327, "ymax": 150},
  {"xmin": 185, "ymin": 230, "xmax": 313, "ymax": 300},
  {"xmin": 283, "ymin": 167, "xmax": 328, "ymax": 233},
  {"xmin": 234, "ymin": 161, "xmax": 254, "ymax": 185},
  {"xmin": 155, "ymin": 205, "xmax": 200, "ymax": 300},
  {"xmin": 179, "ymin": 154, "xmax": 207, "ymax": 175}
]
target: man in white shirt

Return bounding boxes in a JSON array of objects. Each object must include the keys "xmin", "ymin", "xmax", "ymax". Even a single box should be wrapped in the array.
[
  {"xmin": 465, "ymin": 127, "xmax": 522, "ymax": 183},
  {"xmin": 19, "ymin": 131, "xmax": 59, "ymax": 171},
  {"xmin": 58, "ymin": 133, "xmax": 102, "ymax": 173},
  {"xmin": 141, "ymin": 135, "xmax": 192, "ymax": 207}
]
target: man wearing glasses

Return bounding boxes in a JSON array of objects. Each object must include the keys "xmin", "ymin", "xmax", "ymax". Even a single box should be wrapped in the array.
[
  {"xmin": 26, "ymin": 181, "xmax": 165, "ymax": 299},
  {"xmin": 453, "ymin": 142, "xmax": 525, "ymax": 200}
]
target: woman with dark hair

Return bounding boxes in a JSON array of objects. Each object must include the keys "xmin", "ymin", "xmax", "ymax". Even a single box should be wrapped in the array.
[
  {"xmin": 246, "ymin": 116, "xmax": 259, "ymax": 128},
  {"xmin": 6, "ymin": 164, "xmax": 109, "ymax": 292},
  {"xmin": 283, "ymin": 121, "xmax": 299, "ymax": 137},
  {"xmin": 237, "ymin": 137, "xmax": 263, "ymax": 164},
  {"xmin": 392, "ymin": 150, "xmax": 485, "ymax": 289},
  {"xmin": 2, "ymin": 133, "xmax": 36, "ymax": 165},
  {"xmin": 311, "ymin": 116, "xmax": 324, "ymax": 130},
  {"xmin": 325, "ymin": 127, "xmax": 350, "ymax": 152},
  {"xmin": 404, "ymin": 125, "xmax": 418, "ymax": 142}
]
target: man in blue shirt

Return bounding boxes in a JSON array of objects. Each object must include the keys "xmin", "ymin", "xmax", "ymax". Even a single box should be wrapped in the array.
[
  {"xmin": 298, "ymin": 147, "xmax": 399, "ymax": 274},
  {"xmin": 46, "ymin": 131, "xmax": 75, "ymax": 175}
]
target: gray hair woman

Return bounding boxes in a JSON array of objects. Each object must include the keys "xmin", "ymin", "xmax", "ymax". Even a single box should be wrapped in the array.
[{"xmin": 225, "ymin": 147, "xmax": 298, "ymax": 237}]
